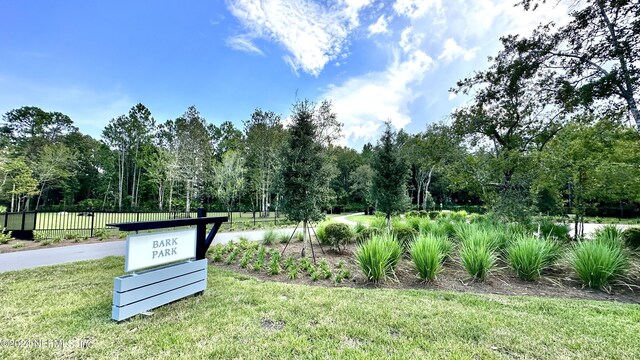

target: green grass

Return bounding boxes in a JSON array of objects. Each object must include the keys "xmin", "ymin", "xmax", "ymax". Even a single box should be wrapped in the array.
[{"xmin": 1, "ymin": 258, "xmax": 640, "ymax": 359}]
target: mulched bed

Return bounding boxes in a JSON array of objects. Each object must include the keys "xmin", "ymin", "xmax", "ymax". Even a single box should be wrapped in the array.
[{"xmin": 211, "ymin": 239, "xmax": 640, "ymax": 304}]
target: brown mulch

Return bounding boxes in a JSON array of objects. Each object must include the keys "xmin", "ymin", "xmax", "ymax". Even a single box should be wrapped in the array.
[{"xmin": 212, "ymin": 240, "xmax": 640, "ymax": 304}]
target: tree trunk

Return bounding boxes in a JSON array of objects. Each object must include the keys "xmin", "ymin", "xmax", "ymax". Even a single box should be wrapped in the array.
[
  {"xmin": 11, "ymin": 183, "xmax": 15, "ymax": 212},
  {"xmin": 186, "ymin": 180, "xmax": 191, "ymax": 212},
  {"xmin": 118, "ymin": 149, "xmax": 125, "ymax": 211},
  {"xmin": 35, "ymin": 181, "xmax": 47, "ymax": 210},
  {"xmin": 301, "ymin": 220, "xmax": 308, "ymax": 257}
]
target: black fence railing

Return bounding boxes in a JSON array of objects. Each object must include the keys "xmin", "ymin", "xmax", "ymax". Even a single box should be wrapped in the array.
[{"xmin": 1, "ymin": 209, "xmax": 286, "ymax": 239}]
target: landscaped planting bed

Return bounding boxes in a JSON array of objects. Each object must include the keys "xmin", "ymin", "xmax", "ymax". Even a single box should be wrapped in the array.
[{"xmin": 210, "ymin": 215, "xmax": 640, "ymax": 304}]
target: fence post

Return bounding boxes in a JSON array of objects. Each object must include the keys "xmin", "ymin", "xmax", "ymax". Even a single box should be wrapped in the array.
[
  {"xmin": 230, "ymin": 211, "xmax": 233, "ymax": 228},
  {"xmin": 196, "ymin": 208, "xmax": 207, "ymax": 260},
  {"xmin": 136, "ymin": 212, "xmax": 140, "ymax": 222},
  {"xmin": 21, "ymin": 211, "xmax": 26, "ymax": 231},
  {"xmin": 4, "ymin": 211, "xmax": 8, "ymax": 229},
  {"xmin": 253, "ymin": 210, "xmax": 256, "ymax": 227},
  {"xmin": 90, "ymin": 211, "xmax": 95, "ymax": 238}
]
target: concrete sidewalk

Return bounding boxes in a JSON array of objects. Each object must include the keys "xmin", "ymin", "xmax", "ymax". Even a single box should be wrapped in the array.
[{"xmin": 0, "ymin": 228, "xmax": 294, "ymax": 273}]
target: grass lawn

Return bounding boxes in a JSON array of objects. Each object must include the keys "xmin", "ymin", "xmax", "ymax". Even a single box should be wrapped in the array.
[
  {"xmin": 344, "ymin": 214, "xmax": 379, "ymax": 225},
  {"xmin": 1, "ymin": 259, "xmax": 639, "ymax": 358}
]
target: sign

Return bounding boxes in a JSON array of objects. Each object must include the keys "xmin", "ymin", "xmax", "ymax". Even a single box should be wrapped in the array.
[{"xmin": 125, "ymin": 228, "xmax": 197, "ymax": 272}]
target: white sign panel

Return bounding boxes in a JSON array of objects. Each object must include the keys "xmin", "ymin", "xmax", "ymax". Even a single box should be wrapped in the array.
[{"xmin": 125, "ymin": 228, "xmax": 197, "ymax": 272}]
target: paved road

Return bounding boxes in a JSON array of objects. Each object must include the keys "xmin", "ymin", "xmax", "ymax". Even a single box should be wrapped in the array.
[
  {"xmin": 0, "ymin": 228, "xmax": 294, "ymax": 273},
  {"xmin": 333, "ymin": 212, "xmax": 365, "ymax": 227}
]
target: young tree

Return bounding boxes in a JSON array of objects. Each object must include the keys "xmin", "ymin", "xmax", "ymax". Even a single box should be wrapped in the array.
[
  {"xmin": 350, "ymin": 164, "xmax": 374, "ymax": 214},
  {"xmin": 214, "ymin": 151, "xmax": 246, "ymax": 216},
  {"xmin": 208, "ymin": 121, "xmax": 244, "ymax": 160},
  {"xmin": 243, "ymin": 109, "xmax": 285, "ymax": 217},
  {"xmin": 175, "ymin": 106, "xmax": 212, "ymax": 212},
  {"xmin": 278, "ymin": 100, "xmax": 329, "ymax": 254},
  {"xmin": 371, "ymin": 122, "xmax": 410, "ymax": 228},
  {"xmin": 33, "ymin": 143, "xmax": 77, "ymax": 209},
  {"xmin": 3, "ymin": 158, "xmax": 38, "ymax": 212}
]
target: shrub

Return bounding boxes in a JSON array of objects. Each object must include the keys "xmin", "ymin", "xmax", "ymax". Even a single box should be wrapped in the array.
[
  {"xmin": 392, "ymin": 223, "xmax": 418, "ymax": 253},
  {"xmin": 594, "ymin": 225, "xmax": 624, "ymax": 248},
  {"xmin": 283, "ymin": 255, "xmax": 295, "ymax": 270},
  {"xmin": 370, "ymin": 216, "xmax": 388, "ymax": 230},
  {"xmin": 0, "ymin": 229, "xmax": 11, "ymax": 244},
  {"xmin": 295, "ymin": 231, "xmax": 304, "ymax": 242},
  {"xmin": 354, "ymin": 233, "xmax": 402, "ymax": 282},
  {"xmin": 406, "ymin": 217, "xmax": 421, "ymax": 232},
  {"xmin": 41, "ymin": 239, "xmax": 52, "ymax": 246},
  {"xmin": 410, "ymin": 234, "xmax": 446, "ymax": 281},
  {"xmin": 253, "ymin": 246, "xmax": 266, "ymax": 271},
  {"xmin": 570, "ymin": 240, "xmax": 628, "ymax": 289},
  {"xmin": 460, "ymin": 241, "xmax": 496, "ymax": 281},
  {"xmin": 428, "ymin": 211, "xmax": 441, "ymax": 220},
  {"xmin": 537, "ymin": 218, "xmax": 570, "ymax": 241},
  {"xmin": 278, "ymin": 231, "xmax": 290, "ymax": 244},
  {"xmin": 621, "ymin": 227, "xmax": 640, "ymax": 249},
  {"xmin": 354, "ymin": 222, "xmax": 367, "ymax": 234},
  {"xmin": 263, "ymin": 229, "xmax": 278, "ymax": 245},
  {"xmin": 287, "ymin": 265, "xmax": 299, "ymax": 279},
  {"xmin": 333, "ymin": 261, "xmax": 351, "ymax": 284},
  {"xmin": 268, "ymin": 250, "xmax": 282, "ymax": 275},
  {"xmin": 12, "ymin": 241, "xmax": 25, "ymax": 249},
  {"xmin": 355, "ymin": 227, "xmax": 377, "ymax": 245},
  {"xmin": 225, "ymin": 247, "xmax": 240, "ymax": 265},
  {"xmin": 321, "ymin": 223, "xmax": 353, "ymax": 252},
  {"xmin": 239, "ymin": 248, "xmax": 255, "ymax": 269},
  {"xmin": 507, "ymin": 235, "xmax": 561, "ymax": 281},
  {"xmin": 420, "ymin": 220, "xmax": 451, "ymax": 238},
  {"xmin": 318, "ymin": 259, "xmax": 332, "ymax": 279}
]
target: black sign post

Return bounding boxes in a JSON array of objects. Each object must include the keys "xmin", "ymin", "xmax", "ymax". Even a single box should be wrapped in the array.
[{"xmin": 108, "ymin": 208, "xmax": 228, "ymax": 261}]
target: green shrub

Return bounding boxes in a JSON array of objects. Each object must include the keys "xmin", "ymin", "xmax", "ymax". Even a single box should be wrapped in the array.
[
  {"xmin": 278, "ymin": 231, "xmax": 291, "ymax": 244},
  {"xmin": 318, "ymin": 259, "xmax": 332, "ymax": 279},
  {"xmin": 621, "ymin": 227, "xmax": 640, "ymax": 248},
  {"xmin": 268, "ymin": 250, "xmax": 282, "ymax": 275},
  {"xmin": 370, "ymin": 216, "xmax": 388, "ymax": 230},
  {"xmin": 537, "ymin": 218, "xmax": 570, "ymax": 241},
  {"xmin": 355, "ymin": 227, "xmax": 378, "ymax": 245},
  {"xmin": 354, "ymin": 233, "xmax": 402, "ymax": 282},
  {"xmin": 41, "ymin": 239, "xmax": 52, "ymax": 246},
  {"xmin": 570, "ymin": 240, "xmax": 628, "ymax": 289},
  {"xmin": 392, "ymin": 223, "xmax": 418, "ymax": 253},
  {"xmin": 295, "ymin": 231, "xmax": 304, "ymax": 242},
  {"xmin": 253, "ymin": 246, "xmax": 266, "ymax": 271},
  {"xmin": 419, "ymin": 220, "xmax": 451, "ymax": 238},
  {"xmin": 12, "ymin": 241, "xmax": 25, "ymax": 249},
  {"xmin": 287, "ymin": 265, "xmax": 299, "ymax": 279},
  {"xmin": 239, "ymin": 248, "xmax": 255, "ymax": 269},
  {"xmin": 283, "ymin": 255, "xmax": 295, "ymax": 270},
  {"xmin": 460, "ymin": 241, "xmax": 496, "ymax": 281},
  {"xmin": 321, "ymin": 223, "xmax": 353, "ymax": 252},
  {"xmin": 354, "ymin": 222, "xmax": 367, "ymax": 234},
  {"xmin": 594, "ymin": 225, "xmax": 624, "ymax": 248},
  {"xmin": 315, "ymin": 223, "xmax": 327, "ymax": 243},
  {"xmin": 0, "ymin": 229, "xmax": 11, "ymax": 244},
  {"xmin": 428, "ymin": 211, "xmax": 441, "ymax": 220},
  {"xmin": 225, "ymin": 247, "xmax": 240, "ymax": 265},
  {"xmin": 263, "ymin": 229, "xmax": 278, "ymax": 245},
  {"xmin": 406, "ymin": 217, "xmax": 421, "ymax": 232},
  {"xmin": 507, "ymin": 235, "xmax": 561, "ymax": 281},
  {"xmin": 405, "ymin": 210, "xmax": 429, "ymax": 218},
  {"xmin": 333, "ymin": 261, "xmax": 351, "ymax": 284},
  {"xmin": 410, "ymin": 234, "xmax": 446, "ymax": 281}
]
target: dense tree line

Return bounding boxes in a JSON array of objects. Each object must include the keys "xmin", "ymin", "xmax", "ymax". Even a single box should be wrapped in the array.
[{"xmin": 0, "ymin": 0, "xmax": 637, "ymax": 222}]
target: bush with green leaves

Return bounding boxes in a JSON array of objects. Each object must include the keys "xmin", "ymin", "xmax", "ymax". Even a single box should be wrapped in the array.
[
  {"xmin": 333, "ymin": 260, "xmax": 351, "ymax": 284},
  {"xmin": 12, "ymin": 241, "xmax": 25, "ymax": 249},
  {"xmin": 318, "ymin": 259, "xmax": 332, "ymax": 279},
  {"xmin": 419, "ymin": 219, "xmax": 451, "ymax": 238},
  {"xmin": 405, "ymin": 210, "xmax": 429, "ymax": 218},
  {"xmin": 262, "ymin": 229, "xmax": 278, "ymax": 245},
  {"xmin": 354, "ymin": 233, "xmax": 402, "ymax": 282},
  {"xmin": 0, "ymin": 229, "xmax": 12, "ymax": 244},
  {"xmin": 459, "ymin": 236, "xmax": 496, "ymax": 281},
  {"xmin": 410, "ymin": 234, "xmax": 447, "ymax": 281},
  {"xmin": 225, "ymin": 247, "xmax": 240, "ymax": 265},
  {"xmin": 570, "ymin": 240, "xmax": 628, "ymax": 290},
  {"xmin": 428, "ymin": 211, "xmax": 441, "ymax": 220},
  {"xmin": 253, "ymin": 246, "xmax": 266, "ymax": 271},
  {"xmin": 506, "ymin": 235, "xmax": 561, "ymax": 281},
  {"xmin": 283, "ymin": 255, "xmax": 295, "ymax": 270},
  {"xmin": 536, "ymin": 218, "xmax": 570, "ymax": 241},
  {"xmin": 268, "ymin": 250, "xmax": 282, "ymax": 275},
  {"xmin": 621, "ymin": 227, "xmax": 640, "ymax": 249},
  {"xmin": 287, "ymin": 264, "xmax": 299, "ymax": 280},
  {"xmin": 392, "ymin": 222, "xmax": 418, "ymax": 253},
  {"xmin": 370, "ymin": 216, "xmax": 388, "ymax": 230},
  {"xmin": 406, "ymin": 217, "xmax": 421, "ymax": 232},
  {"xmin": 320, "ymin": 223, "xmax": 353, "ymax": 252},
  {"xmin": 593, "ymin": 225, "xmax": 624, "ymax": 248},
  {"xmin": 355, "ymin": 227, "xmax": 378, "ymax": 245},
  {"xmin": 239, "ymin": 248, "xmax": 255, "ymax": 269}
]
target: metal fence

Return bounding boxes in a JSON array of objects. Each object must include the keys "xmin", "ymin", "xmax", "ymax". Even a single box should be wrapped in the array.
[{"xmin": 1, "ymin": 209, "xmax": 286, "ymax": 239}]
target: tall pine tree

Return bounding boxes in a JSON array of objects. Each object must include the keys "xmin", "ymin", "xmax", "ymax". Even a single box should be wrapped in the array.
[
  {"xmin": 372, "ymin": 122, "xmax": 409, "ymax": 228},
  {"xmin": 278, "ymin": 100, "xmax": 328, "ymax": 256}
]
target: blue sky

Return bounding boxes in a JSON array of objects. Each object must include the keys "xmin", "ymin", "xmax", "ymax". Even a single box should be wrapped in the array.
[{"xmin": 0, "ymin": 0, "xmax": 570, "ymax": 149}]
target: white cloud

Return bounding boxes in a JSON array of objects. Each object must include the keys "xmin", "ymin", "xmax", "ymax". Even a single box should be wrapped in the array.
[
  {"xmin": 399, "ymin": 26, "xmax": 424, "ymax": 54},
  {"xmin": 393, "ymin": 0, "xmax": 441, "ymax": 19},
  {"xmin": 448, "ymin": 92, "xmax": 457, "ymax": 101},
  {"xmin": 321, "ymin": 50, "xmax": 434, "ymax": 145},
  {"xmin": 226, "ymin": 0, "xmax": 372, "ymax": 76},
  {"xmin": 438, "ymin": 38, "xmax": 479, "ymax": 62},
  {"xmin": 226, "ymin": 35, "xmax": 264, "ymax": 56},
  {"xmin": 368, "ymin": 15, "xmax": 389, "ymax": 36}
]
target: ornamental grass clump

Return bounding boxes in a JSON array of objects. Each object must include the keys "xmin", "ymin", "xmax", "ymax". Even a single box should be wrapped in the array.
[
  {"xmin": 507, "ymin": 235, "xmax": 561, "ymax": 281},
  {"xmin": 570, "ymin": 240, "xmax": 628, "ymax": 290},
  {"xmin": 410, "ymin": 234, "xmax": 447, "ymax": 281},
  {"xmin": 354, "ymin": 233, "xmax": 402, "ymax": 282},
  {"xmin": 593, "ymin": 225, "xmax": 624, "ymax": 248},
  {"xmin": 459, "ymin": 230, "xmax": 496, "ymax": 281},
  {"xmin": 262, "ymin": 229, "xmax": 278, "ymax": 245}
]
